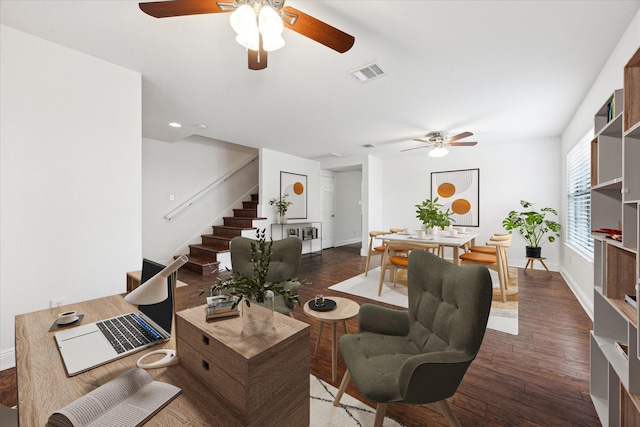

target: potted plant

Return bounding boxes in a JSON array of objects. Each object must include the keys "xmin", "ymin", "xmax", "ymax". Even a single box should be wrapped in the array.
[
  {"xmin": 415, "ymin": 197, "xmax": 455, "ymax": 233},
  {"xmin": 269, "ymin": 193, "xmax": 293, "ymax": 224},
  {"xmin": 502, "ymin": 200, "xmax": 561, "ymax": 258},
  {"xmin": 210, "ymin": 229, "xmax": 306, "ymax": 334}
]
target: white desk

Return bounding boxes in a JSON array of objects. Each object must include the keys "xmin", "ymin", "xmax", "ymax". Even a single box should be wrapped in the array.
[{"xmin": 379, "ymin": 231, "xmax": 479, "ymax": 266}]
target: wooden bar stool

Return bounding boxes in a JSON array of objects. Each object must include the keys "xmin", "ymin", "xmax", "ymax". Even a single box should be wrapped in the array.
[
  {"xmin": 365, "ymin": 230, "xmax": 389, "ymax": 276},
  {"xmin": 468, "ymin": 233, "xmax": 511, "ymax": 254},
  {"xmin": 460, "ymin": 234, "xmax": 512, "ymax": 302},
  {"xmin": 378, "ymin": 241, "xmax": 439, "ymax": 296}
]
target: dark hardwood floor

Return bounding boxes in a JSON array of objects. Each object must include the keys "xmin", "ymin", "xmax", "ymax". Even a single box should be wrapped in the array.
[{"xmin": 0, "ymin": 244, "xmax": 598, "ymax": 426}]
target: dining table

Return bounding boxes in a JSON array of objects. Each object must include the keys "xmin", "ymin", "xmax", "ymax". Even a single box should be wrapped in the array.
[
  {"xmin": 376, "ymin": 229, "xmax": 480, "ymax": 296},
  {"xmin": 379, "ymin": 229, "xmax": 479, "ymax": 265}
]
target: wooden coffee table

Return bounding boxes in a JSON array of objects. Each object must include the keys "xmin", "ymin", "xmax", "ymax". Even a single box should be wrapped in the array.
[{"xmin": 303, "ymin": 296, "xmax": 360, "ymax": 383}]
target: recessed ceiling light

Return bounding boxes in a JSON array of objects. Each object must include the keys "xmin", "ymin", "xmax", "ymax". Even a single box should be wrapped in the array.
[
  {"xmin": 169, "ymin": 122, "xmax": 182, "ymax": 128},
  {"xmin": 196, "ymin": 124, "xmax": 208, "ymax": 129}
]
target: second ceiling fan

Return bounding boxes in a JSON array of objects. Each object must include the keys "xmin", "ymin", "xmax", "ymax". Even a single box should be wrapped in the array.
[
  {"xmin": 403, "ymin": 131, "xmax": 478, "ymax": 157},
  {"xmin": 138, "ymin": 0, "xmax": 355, "ymax": 70}
]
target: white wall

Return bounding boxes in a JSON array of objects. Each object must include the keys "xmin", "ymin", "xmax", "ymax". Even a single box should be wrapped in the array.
[
  {"xmin": 259, "ymin": 149, "xmax": 322, "ymax": 243},
  {"xmin": 142, "ymin": 135, "xmax": 258, "ymax": 262},
  {"xmin": 560, "ymin": 10, "xmax": 640, "ymax": 319},
  {"xmin": 334, "ymin": 171, "xmax": 363, "ymax": 246},
  {"xmin": 381, "ymin": 137, "xmax": 562, "ymax": 268},
  {"xmin": 0, "ymin": 26, "xmax": 142, "ymax": 369},
  {"xmin": 321, "ymin": 155, "xmax": 385, "ymax": 255}
]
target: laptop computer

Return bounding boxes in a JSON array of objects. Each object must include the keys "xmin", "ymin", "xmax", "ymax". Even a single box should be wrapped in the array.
[{"xmin": 55, "ymin": 259, "xmax": 175, "ymax": 376}]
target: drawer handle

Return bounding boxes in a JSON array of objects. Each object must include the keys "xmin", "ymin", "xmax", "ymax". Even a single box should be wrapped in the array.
[
  {"xmin": 202, "ymin": 360, "xmax": 209, "ymax": 371},
  {"xmin": 202, "ymin": 335, "xmax": 209, "ymax": 345}
]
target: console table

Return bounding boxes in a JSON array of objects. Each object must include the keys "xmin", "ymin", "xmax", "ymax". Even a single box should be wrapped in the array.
[{"xmin": 271, "ymin": 222, "xmax": 322, "ymax": 257}]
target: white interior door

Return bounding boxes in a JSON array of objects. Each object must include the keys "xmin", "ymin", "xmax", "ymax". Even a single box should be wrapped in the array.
[{"xmin": 321, "ymin": 175, "xmax": 335, "ymax": 249}]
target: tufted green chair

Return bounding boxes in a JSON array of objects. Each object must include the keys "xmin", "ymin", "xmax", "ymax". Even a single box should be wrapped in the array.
[
  {"xmin": 333, "ymin": 250, "xmax": 492, "ymax": 427},
  {"xmin": 230, "ymin": 236, "xmax": 303, "ymax": 316}
]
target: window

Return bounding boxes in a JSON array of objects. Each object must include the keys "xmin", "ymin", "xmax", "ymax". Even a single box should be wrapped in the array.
[{"xmin": 566, "ymin": 132, "xmax": 593, "ymax": 259}]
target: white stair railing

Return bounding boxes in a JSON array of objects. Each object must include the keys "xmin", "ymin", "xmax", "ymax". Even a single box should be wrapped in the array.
[{"xmin": 164, "ymin": 154, "xmax": 258, "ymax": 221}]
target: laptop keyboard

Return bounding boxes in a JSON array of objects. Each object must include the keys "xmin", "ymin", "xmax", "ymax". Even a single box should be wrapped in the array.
[{"xmin": 96, "ymin": 314, "xmax": 162, "ymax": 354}]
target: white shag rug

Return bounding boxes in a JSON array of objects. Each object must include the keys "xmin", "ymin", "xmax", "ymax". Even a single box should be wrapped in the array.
[{"xmin": 328, "ymin": 267, "xmax": 518, "ymax": 335}]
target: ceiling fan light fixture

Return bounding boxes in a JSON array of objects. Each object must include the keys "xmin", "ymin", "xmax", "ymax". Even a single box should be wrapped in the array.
[
  {"xmin": 230, "ymin": 4, "xmax": 259, "ymax": 50},
  {"xmin": 428, "ymin": 146, "xmax": 449, "ymax": 158},
  {"xmin": 259, "ymin": 6, "xmax": 285, "ymax": 51}
]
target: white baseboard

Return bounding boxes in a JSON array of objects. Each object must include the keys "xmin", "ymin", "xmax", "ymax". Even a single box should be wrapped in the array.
[
  {"xmin": 559, "ymin": 266, "xmax": 594, "ymax": 321},
  {"xmin": 1, "ymin": 348, "xmax": 15, "ymax": 371},
  {"xmin": 334, "ymin": 238, "xmax": 362, "ymax": 247}
]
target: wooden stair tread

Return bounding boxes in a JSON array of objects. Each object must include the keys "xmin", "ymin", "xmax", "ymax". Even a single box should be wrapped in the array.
[
  {"xmin": 182, "ymin": 194, "xmax": 263, "ymax": 276},
  {"xmin": 189, "ymin": 244, "xmax": 229, "ymax": 252},
  {"xmin": 201, "ymin": 234, "xmax": 232, "ymax": 241}
]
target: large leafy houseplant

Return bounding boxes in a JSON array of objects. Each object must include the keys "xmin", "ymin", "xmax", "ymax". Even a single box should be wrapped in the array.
[
  {"xmin": 415, "ymin": 197, "xmax": 455, "ymax": 229},
  {"xmin": 502, "ymin": 200, "xmax": 561, "ymax": 257},
  {"xmin": 210, "ymin": 229, "xmax": 304, "ymax": 309}
]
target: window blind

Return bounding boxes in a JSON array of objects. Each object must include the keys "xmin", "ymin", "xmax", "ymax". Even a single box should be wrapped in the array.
[{"xmin": 566, "ymin": 133, "xmax": 593, "ymax": 259}]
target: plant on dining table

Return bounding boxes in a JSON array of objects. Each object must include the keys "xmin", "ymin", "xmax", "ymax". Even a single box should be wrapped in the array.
[{"xmin": 415, "ymin": 197, "xmax": 455, "ymax": 229}]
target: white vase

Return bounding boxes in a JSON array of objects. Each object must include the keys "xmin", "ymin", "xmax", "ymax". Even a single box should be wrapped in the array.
[
  {"xmin": 241, "ymin": 290, "xmax": 275, "ymax": 336},
  {"xmin": 427, "ymin": 227, "xmax": 437, "ymax": 235},
  {"xmin": 279, "ymin": 216, "xmax": 287, "ymax": 224}
]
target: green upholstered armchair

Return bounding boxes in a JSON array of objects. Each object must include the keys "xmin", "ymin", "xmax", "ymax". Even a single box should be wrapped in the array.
[
  {"xmin": 333, "ymin": 250, "xmax": 492, "ymax": 427},
  {"xmin": 230, "ymin": 235, "xmax": 303, "ymax": 316}
]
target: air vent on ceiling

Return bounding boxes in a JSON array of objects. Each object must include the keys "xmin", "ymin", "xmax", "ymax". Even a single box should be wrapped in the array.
[{"xmin": 349, "ymin": 62, "xmax": 387, "ymax": 83}]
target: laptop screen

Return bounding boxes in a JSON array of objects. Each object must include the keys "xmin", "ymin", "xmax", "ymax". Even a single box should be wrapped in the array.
[{"xmin": 138, "ymin": 258, "xmax": 174, "ymax": 334}]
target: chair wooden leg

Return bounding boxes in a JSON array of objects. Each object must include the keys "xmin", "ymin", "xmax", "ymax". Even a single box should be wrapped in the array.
[
  {"xmin": 378, "ymin": 249, "xmax": 389, "ymax": 296},
  {"xmin": 373, "ymin": 403, "xmax": 387, "ymax": 427},
  {"xmin": 333, "ymin": 370, "xmax": 351, "ymax": 406},
  {"xmin": 495, "ymin": 254, "xmax": 507, "ymax": 303},
  {"xmin": 424, "ymin": 400, "xmax": 461, "ymax": 427},
  {"xmin": 364, "ymin": 253, "xmax": 372, "ymax": 276}
]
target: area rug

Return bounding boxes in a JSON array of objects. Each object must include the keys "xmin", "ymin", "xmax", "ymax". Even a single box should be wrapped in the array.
[
  {"xmin": 328, "ymin": 267, "xmax": 518, "ymax": 335},
  {"xmin": 310, "ymin": 375, "xmax": 405, "ymax": 427}
]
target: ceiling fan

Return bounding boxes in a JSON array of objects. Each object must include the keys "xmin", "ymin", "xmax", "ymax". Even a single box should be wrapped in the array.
[
  {"xmin": 138, "ymin": 0, "xmax": 355, "ymax": 70},
  {"xmin": 402, "ymin": 131, "xmax": 477, "ymax": 157}
]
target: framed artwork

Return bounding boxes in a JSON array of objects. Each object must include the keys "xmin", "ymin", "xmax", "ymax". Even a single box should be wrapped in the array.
[
  {"xmin": 431, "ymin": 168, "xmax": 479, "ymax": 227},
  {"xmin": 280, "ymin": 171, "xmax": 307, "ymax": 219}
]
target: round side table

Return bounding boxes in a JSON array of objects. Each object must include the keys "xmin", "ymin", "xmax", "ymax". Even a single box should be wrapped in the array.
[{"xmin": 303, "ymin": 296, "xmax": 360, "ymax": 383}]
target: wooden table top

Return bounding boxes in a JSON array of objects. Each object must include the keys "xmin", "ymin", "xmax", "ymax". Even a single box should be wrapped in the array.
[
  {"xmin": 302, "ymin": 296, "xmax": 360, "ymax": 322},
  {"xmin": 379, "ymin": 230, "xmax": 479, "ymax": 247},
  {"xmin": 15, "ymin": 294, "xmax": 306, "ymax": 426}
]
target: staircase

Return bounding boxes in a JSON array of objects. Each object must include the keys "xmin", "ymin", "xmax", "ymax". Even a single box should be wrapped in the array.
[{"xmin": 181, "ymin": 194, "xmax": 264, "ymax": 275}]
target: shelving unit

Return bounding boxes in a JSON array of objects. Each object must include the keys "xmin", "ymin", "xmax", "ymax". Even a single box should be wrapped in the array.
[
  {"xmin": 590, "ymin": 47, "xmax": 640, "ymax": 427},
  {"xmin": 271, "ymin": 222, "xmax": 322, "ymax": 257}
]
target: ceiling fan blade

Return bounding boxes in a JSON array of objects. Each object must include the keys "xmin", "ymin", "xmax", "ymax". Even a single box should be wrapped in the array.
[
  {"xmin": 448, "ymin": 141, "xmax": 478, "ymax": 146},
  {"xmin": 401, "ymin": 146, "xmax": 428, "ymax": 152},
  {"xmin": 282, "ymin": 6, "xmax": 355, "ymax": 53},
  {"xmin": 412, "ymin": 138, "xmax": 432, "ymax": 144},
  {"xmin": 448, "ymin": 131, "xmax": 473, "ymax": 142},
  {"xmin": 248, "ymin": 35, "xmax": 268, "ymax": 70},
  {"xmin": 139, "ymin": 0, "xmax": 229, "ymax": 18}
]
